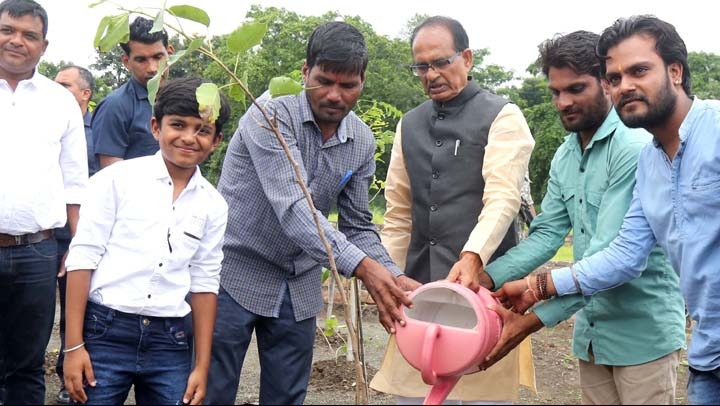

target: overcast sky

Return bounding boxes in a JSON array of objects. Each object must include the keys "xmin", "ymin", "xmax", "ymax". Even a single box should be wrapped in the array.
[{"xmin": 41, "ymin": 0, "xmax": 720, "ymax": 78}]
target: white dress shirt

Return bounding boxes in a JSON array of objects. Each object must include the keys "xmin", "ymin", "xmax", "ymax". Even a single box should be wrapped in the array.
[
  {"xmin": 0, "ymin": 71, "xmax": 88, "ymax": 235},
  {"xmin": 65, "ymin": 153, "xmax": 228, "ymax": 317}
]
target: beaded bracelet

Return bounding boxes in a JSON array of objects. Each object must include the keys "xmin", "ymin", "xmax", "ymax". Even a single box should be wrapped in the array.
[{"xmin": 536, "ymin": 272, "xmax": 549, "ymax": 300}]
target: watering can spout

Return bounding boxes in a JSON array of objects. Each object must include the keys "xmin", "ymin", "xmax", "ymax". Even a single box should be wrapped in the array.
[{"xmin": 423, "ymin": 375, "xmax": 461, "ymax": 405}]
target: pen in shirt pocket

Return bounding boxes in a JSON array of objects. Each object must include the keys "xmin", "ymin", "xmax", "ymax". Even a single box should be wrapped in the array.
[
  {"xmin": 454, "ymin": 140, "xmax": 461, "ymax": 156},
  {"xmin": 339, "ymin": 170, "xmax": 353, "ymax": 188}
]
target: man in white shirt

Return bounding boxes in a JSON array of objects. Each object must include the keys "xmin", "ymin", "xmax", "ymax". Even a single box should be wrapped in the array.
[
  {"xmin": 0, "ymin": 1, "xmax": 88, "ymax": 404},
  {"xmin": 63, "ymin": 78, "xmax": 230, "ymax": 406}
]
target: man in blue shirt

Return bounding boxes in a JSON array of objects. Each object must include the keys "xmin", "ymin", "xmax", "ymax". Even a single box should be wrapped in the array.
[
  {"xmin": 492, "ymin": 16, "xmax": 720, "ymax": 405},
  {"xmin": 91, "ymin": 16, "xmax": 173, "ymax": 169}
]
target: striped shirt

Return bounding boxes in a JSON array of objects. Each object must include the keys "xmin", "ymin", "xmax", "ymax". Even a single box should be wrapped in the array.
[{"xmin": 218, "ymin": 91, "xmax": 401, "ymax": 321}]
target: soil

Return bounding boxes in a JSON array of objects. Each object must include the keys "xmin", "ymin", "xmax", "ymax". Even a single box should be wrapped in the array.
[{"xmin": 43, "ymin": 262, "xmax": 690, "ymax": 405}]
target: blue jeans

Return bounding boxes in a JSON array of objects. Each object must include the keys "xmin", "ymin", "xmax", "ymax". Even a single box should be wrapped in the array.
[
  {"xmin": 689, "ymin": 367, "xmax": 720, "ymax": 405},
  {"xmin": 0, "ymin": 239, "xmax": 58, "ymax": 405},
  {"xmin": 205, "ymin": 288, "xmax": 316, "ymax": 405},
  {"xmin": 56, "ymin": 230, "xmax": 71, "ymax": 385},
  {"xmin": 73, "ymin": 302, "xmax": 191, "ymax": 405}
]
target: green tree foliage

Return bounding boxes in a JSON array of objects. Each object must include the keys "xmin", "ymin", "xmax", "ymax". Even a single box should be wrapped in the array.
[
  {"xmin": 689, "ymin": 51, "xmax": 720, "ymax": 99},
  {"xmin": 501, "ymin": 73, "xmax": 564, "ymax": 203}
]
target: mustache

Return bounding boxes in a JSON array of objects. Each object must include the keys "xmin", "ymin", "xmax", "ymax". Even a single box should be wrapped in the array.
[
  {"xmin": 561, "ymin": 107, "xmax": 581, "ymax": 116},
  {"xmin": 319, "ymin": 102, "xmax": 345, "ymax": 110},
  {"xmin": 618, "ymin": 93, "xmax": 649, "ymax": 108}
]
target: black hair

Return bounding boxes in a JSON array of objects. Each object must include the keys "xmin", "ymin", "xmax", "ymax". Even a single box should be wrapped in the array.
[
  {"xmin": 597, "ymin": 15, "xmax": 692, "ymax": 95},
  {"xmin": 0, "ymin": 0, "xmax": 47, "ymax": 38},
  {"xmin": 153, "ymin": 77, "xmax": 230, "ymax": 139},
  {"xmin": 410, "ymin": 16, "xmax": 469, "ymax": 53},
  {"xmin": 59, "ymin": 65, "xmax": 95, "ymax": 97},
  {"xmin": 539, "ymin": 31, "xmax": 602, "ymax": 79},
  {"xmin": 306, "ymin": 21, "xmax": 368, "ymax": 76},
  {"xmin": 120, "ymin": 16, "xmax": 169, "ymax": 56}
]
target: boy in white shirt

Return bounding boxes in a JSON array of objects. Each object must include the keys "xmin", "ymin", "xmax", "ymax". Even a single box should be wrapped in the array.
[{"xmin": 62, "ymin": 77, "xmax": 231, "ymax": 405}]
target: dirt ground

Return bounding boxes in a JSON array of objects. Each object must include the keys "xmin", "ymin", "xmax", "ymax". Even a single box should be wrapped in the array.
[{"xmin": 43, "ymin": 262, "xmax": 690, "ymax": 405}]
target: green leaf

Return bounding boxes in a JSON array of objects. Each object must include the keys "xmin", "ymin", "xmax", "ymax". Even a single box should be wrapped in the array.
[
  {"xmin": 167, "ymin": 5, "xmax": 210, "ymax": 27},
  {"xmin": 227, "ymin": 22, "xmax": 267, "ymax": 54},
  {"xmin": 269, "ymin": 76, "xmax": 303, "ymax": 98},
  {"xmin": 227, "ymin": 83, "xmax": 245, "ymax": 104},
  {"xmin": 93, "ymin": 15, "xmax": 112, "ymax": 48},
  {"xmin": 324, "ymin": 317, "xmax": 339, "ymax": 336},
  {"xmin": 321, "ymin": 268, "xmax": 330, "ymax": 284},
  {"xmin": 150, "ymin": 9, "xmax": 165, "ymax": 34},
  {"xmin": 186, "ymin": 37, "xmax": 205, "ymax": 53},
  {"xmin": 166, "ymin": 38, "xmax": 204, "ymax": 68},
  {"xmin": 147, "ymin": 59, "xmax": 166, "ymax": 107},
  {"xmin": 96, "ymin": 14, "xmax": 130, "ymax": 53},
  {"xmin": 196, "ymin": 83, "xmax": 222, "ymax": 124}
]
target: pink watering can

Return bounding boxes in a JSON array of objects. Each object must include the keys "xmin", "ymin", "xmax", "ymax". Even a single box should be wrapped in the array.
[{"xmin": 395, "ymin": 281, "xmax": 503, "ymax": 405}]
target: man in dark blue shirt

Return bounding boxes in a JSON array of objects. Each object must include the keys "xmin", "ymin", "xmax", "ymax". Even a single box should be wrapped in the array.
[
  {"xmin": 53, "ymin": 64, "xmax": 98, "ymax": 405},
  {"xmin": 91, "ymin": 16, "xmax": 173, "ymax": 169}
]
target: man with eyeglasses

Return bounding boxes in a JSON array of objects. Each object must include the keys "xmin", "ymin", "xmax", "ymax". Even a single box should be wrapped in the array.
[{"xmin": 370, "ymin": 16, "xmax": 536, "ymax": 404}]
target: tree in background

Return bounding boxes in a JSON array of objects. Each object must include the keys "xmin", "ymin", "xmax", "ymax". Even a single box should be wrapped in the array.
[{"xmin": 689, "ymin": 51, "xmax": 720, "ymax": 99}]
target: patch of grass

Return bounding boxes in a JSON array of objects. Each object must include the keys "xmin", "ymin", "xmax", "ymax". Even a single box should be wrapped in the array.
[{"xmin": 552, "ymin": 244, "xmax": 574, "ymax": 262}]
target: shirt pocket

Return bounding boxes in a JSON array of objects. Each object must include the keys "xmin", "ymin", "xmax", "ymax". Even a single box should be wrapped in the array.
[
  {"xmin": 170, "ymin": 216, "xmax": 206, "ymax": 265},
  {"xmin": 584, "ymin": 191, "xmax": 604, "ymax": 229},
  {"xmin": 560, "ymin": 187, "xmax": 577, "ymax": 220}
]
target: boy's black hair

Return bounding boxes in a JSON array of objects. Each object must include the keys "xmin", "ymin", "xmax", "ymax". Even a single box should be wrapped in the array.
[
  {"xmin": 120, "ymin": 16, "xmax": 169, "ymax": 56},
  {"xmin": 410, "ymin": 16, "xmax": 469, "ymax": 53},
  {"xmin": 0, "ymin": 0, "xmax": 47, "ymax": 38},
  {"xmin": 306, "ymin": 21, "xmax": 368, "ymax": 76},
  {"xmin": 538, "ymin": 31, "xmax": 602, "ymax": 80},
  {"xmin": 597, "ymin": 15, "xmax": 692, "ymax": 95},
  {"xmin": 153, "ymin": 77, "xmax": 231, "ymax": 138}
]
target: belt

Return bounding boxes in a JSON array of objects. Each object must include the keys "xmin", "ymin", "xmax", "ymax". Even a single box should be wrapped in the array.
[{"xmin": 0, "ymin": 230, "xmax": 53, "ymax": 248}]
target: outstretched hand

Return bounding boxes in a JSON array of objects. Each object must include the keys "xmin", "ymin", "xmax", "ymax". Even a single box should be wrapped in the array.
[
  {"xmin": 355, "ymin": 258, "xmax": 416, "ymax": 334},
  {"xmin": 479, "ymin": 306, "xmax": 543, "ymax": 370},
  {"xmin": 493, "ymin": 279, "xmax": 539, "ymax": 314},
  {"xmin": 446, "ymin": 252, "xmax": 492, "ymax": 292}
]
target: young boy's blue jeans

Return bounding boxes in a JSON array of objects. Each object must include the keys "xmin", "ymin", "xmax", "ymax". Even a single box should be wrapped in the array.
[{"xmin": 72, "ymin": 302, "xmax": 191, "ymax": 405}]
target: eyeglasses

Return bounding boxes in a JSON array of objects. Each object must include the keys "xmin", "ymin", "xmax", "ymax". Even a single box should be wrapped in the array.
[{"xmin": 409, "ymin": 51, "xmax": 463, "ymax": 77}]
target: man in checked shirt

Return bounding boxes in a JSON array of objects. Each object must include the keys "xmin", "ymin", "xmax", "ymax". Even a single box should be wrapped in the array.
[{"xmin": 205, "ymin": 22, "xmax": 421, "ymax": 405}]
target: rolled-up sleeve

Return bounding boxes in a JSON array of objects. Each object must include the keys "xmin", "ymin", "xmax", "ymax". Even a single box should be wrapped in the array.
[
  {"xmin": 382, "ymin": 120, "xmax": 413, "ymax": 271},
  {"xmin": 65, "ymin": 169, "xmax": 117, "ymax": 272},
  {"xmin": 189, "ymin": 204, "xmax": 228, "ymax": 294},
  {"xmin": 60, "ymin": 103, "xmax": 89, "ymax": 205},
  {"xmin": 463, "ymin": 104, "xmax": 535, "ymax": 264},
  {"xmin": 242, "ymin": 102, "xmax": 367, "ymax": 278}
]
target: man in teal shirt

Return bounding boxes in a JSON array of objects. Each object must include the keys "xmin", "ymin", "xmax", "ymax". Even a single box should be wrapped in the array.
[{"xmin": 476, "ymin": 31, "xmax": 685, "ymax": 404}]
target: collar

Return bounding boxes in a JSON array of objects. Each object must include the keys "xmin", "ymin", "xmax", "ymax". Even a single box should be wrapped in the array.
[
  {"xmin": 129, "ymin": 76, "xmax": 149, "ymax": 101},
  {"xmin": 83, "ymin": 111, "xmax": 92, "ymax": 127},
  {"xmin": 432, "ymin": 77, "xmax": 481, "ymax": 111},
  {"xmin": 568, "ymin": 107, "xmax": 620, "ymax": 151},
  {"xmin": 652, "ymin": 97, "xmax": 700, "ymax": 149},
  {"xmin": 1, "ymin": 68, "xmax": 42, "ymax": 90},
  {"xmin": 150, "ymin": 151, "xmax": 202, "ymax": 190},
  {"xmin": 298, "ymin": 90, "xmax": 354, "ymax": 143}
]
